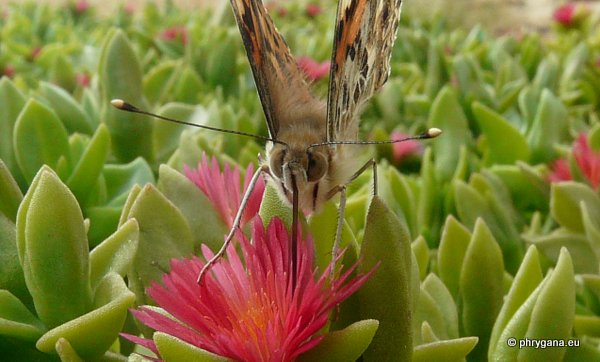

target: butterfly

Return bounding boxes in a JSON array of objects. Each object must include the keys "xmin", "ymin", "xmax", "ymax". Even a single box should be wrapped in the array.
[{"xmin": 112, "ymin": 0, "xmax": 440, "ymax": 283}]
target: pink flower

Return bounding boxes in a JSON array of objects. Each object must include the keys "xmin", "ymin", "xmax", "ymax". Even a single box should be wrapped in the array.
[
  {"xmin": 161, "ymin": 26, "xmax": 188, "ymax": 45},
  {"xmin": 74, "ymin": 0, "xmax": 89, "ymax": 14},
  {"xmin": 297, "ymin": 56, "xmax": 331, "ymax": 81},
  {"xmin": 2, "ymin": 65, "xmax": 14, "ymax": 78},
  {"xmin": 266, "ymin": 2, "xmax": 288, "ymax": 17},
  {"xmin": 124, "ymin": 2, "xmax": 135, "ymax": 15},
  {"xmin": 305, "ymin": 3, "xmax": 322, "ymax": 18},
  {"xmin": 550, "ymin": 133, "xmax": 600, "ymax": 189},
  {"xmin": 123, "ymin": 218, "xmax": 375, "ymax": 362},
  {"xmin": 75, "ymin": 72, "xmax": 90, "ymax": 87},
  {"xmin": 184, "ymin": 154, "xmax": 265, "ymax": 228},
  {"xmin": 391, "ymin": 131, "xmax": 424, "ymax": 164},
  {"xmin": 553, "ymin": 3, "xmax": 588, "ymax": 27}
]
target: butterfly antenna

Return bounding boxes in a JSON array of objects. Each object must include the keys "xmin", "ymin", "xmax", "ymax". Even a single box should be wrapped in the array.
[
  {"xmin": 307, "ymin": 128, "xmax": 442, "ymax": 150},
  {"xmin": 111, "ymin": 99, "xmax": 287, "ymax": 146}
]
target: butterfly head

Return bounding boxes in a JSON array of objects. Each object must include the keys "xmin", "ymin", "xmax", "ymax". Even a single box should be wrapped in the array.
[{"xmin": 270, "ymin": 142, "xmax": 328, "ymax": 188}]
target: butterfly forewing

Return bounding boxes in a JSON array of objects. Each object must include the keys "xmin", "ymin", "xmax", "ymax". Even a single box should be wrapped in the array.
[
  {"xmin": 327, "ymin": 0, "xmax": 403, "ymax": 142},
  {"xmin": 229, "ymin": 0, "xmax": 315, "ymax": 139}
]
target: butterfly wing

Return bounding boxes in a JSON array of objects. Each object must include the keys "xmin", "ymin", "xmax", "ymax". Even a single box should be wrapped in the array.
[
  {"xmin": 326, "ymin": 0, "xmax": 403, "ymax": 142},
  {"xmin": 230, "ymin": 0, "xmax": 314, "ymax": 139}
]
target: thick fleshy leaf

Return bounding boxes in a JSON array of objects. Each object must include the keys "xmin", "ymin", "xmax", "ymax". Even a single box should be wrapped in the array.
[
  {"xmin": 519, "ymin": 248, "xmax": 574, "ymax": 361},
  {"xmin": 13, "ymin": 98, "xmax": 70, "ymax": 183},
  {"xmin": 308, "ymin": 200, "xmax": 357, "ymax": 274},
  {"xmin": 259, "ymin": 184, "xmax": 292, "ymax": 228},
  {"xmin": 103, "ymin": 158, "xmax": 155, "ymax": 205},
  {"xmin": 422, "ymin": 274, "xmax": 459, "ymax": 340},
  {"xmin": 37, "ymin": 81, "xmax": 94, "ymax": 135},
  {"xmin": 154, "ymin": 332, "xmax": 232, "ymax": 362},
  {"xmin": 0, "ymin": 157, "xmax": 23, "ymax": 223},
  {"xmin": 358, "ymin": 197, "xmax": 412, "ymax": 361},
  {"xmin": 0, "ymin": 290, "xmax": 45, "ymax": 341},
  {"xmin": 413, "ymin": 337, "xmax": 479, "ymax": 362},
  {"xmin": 488, "ymin": 246, "xmax": 543, "ymax": 358},
  {"xmin": 411, "ymin": 236, "xmax": 429, "ymax": 281},
  {"xmin": 297, "ymin": 320, "xmax": 379, "ymax": 362},
  {"xmin": 125, "ymin": 185, "xmax": 194, "ymax": 305},
  {"xmin": 460, "ymin": 219, "xmax": 504, "ymax": 361},
  {"xmin": 418, "ymin": 148, "xmax": 441, "ymax": 243},
  {"xmin": 66, "ymin": 124, "xmax": 111, "ymax": 206},
  {"xmin": 157, "ymin": 165, "xmax": 228, "ymax": 252},
  {"xmin": 437, "ymin": 215, "xmax": 472, "ymax": 299},
  {"xmin": 16, "ymin": 167, "xmax": 92, "ymax": 328},
  {"xmin": 574, "ymin": 315, "xmax": 600, "ymax": 337},
  {"xmin": 523, "ymin": 229, "xmax": 597, "ymax": 274},
  {"xmin": 89, "ymin": 219, "xmax": 139, "ymax": 289},
  {"xmin": 55, "ymin": 337, "xmax": 85, "ymax": 362},
  {"xmin": 99, "ymin": 29, "xmax": 153, "ymax": 163},
  {"xmin": 36, "ymin": 273, "xmax": 136, "ymax": 358},
  {"xmin": 526, "ymin": 89, "xmax": 568, "ymax": 163},
  {"xmin": 0, "ymin": 212, "xmax": 31, "ymax": 309},
  {"xmin": 472, "ymin": 102, "xmax": 530, "ymax": 165},
  {"xmin": 0, "ymin": 77, "xmax": 26, "ymax": 187},
  {"xmin": 152, "ymin": 103, "xmax": 199, "ymax": 165},
  {"xmin": 551, "ymin": 182, "xmax": 600, "ymax": 233},
  {"xmin": 427, "ymin": 86, "xmax": 472, "ymax": 182},
  {"xmin": 413, "ymin": 286, "xmax": 448, "ymax": 345}
]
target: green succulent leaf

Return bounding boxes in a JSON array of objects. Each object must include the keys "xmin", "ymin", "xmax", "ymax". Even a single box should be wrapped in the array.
[
  {"xmin": 551, "ymin": 182, "xmax": 600, "ymax": 233},
  {"xmin": 99, "ymin": 29, "xmax": 153, "ymax": 163},
  {"xmin": 37, "ymin": 81, "xmax": 94, "ymax": 135},
  {"xmin": 422, "ymin": 274, "xmax": 459, "ymax": 340},
  {"xmin": 89, "ymin": 219, "xmax": 139, "ymax": 289},
  {"xmin": 526, "ymin": 89, "xmax": 569, "ymax": 163},
  {"xmin": 459, "ymin": 219, "xmax": 504, "ymax": 361},
  {"xmin": 36, "ymin": 273, "xmax": 136, "ymax": 359},
  {"xmin": 16, "ymin": 167, "xmax": 92, "ymax": 329},
  {"xmin": 154, "ymin": 332, "xmax": 233, "ymax": 362},
  {"xmin": 125, "ymin": 184, "xmax": 194, "ymax": 305},
  {"xmin": 0, "ymin": 78, "xmax": 26, "ymax": 188},
  {"xmin": 437, "ymin": 215, "xmax": 472, "ymax": 299},
  {"xmin": 488, "ymin": 245, "xmax": 543, "ymax": 358},
  {"xmin": 0, "ymin": 290, "xmax": 45, "ymax": 341},
  {"xmin": 427, "ymin": 86, "xmax": 472, "ymax": 182},
  {"xmin": 157, "ymin": 165, "xmax": 228, "ymax": 253},
  {"xmin": 297, "ymin": 320, "xmax": 379, "ymax": 362},
  {"xmin": 66, "ymin": 123, "xmax": 111, "ymax": 206},
  {"xmin": 358, "ymin": 196, "xmax": 412, "ymax": 362},
  {"xmin": 413, "ymin": 337, "xmax": 479, "ymax": 362},
  {"xmin": 0, "ymin": 160, "xmax": 23, "ymax": 223},
  {"xmin": 13, "ymin": 98, "xmax": 71, "ymax": 183},
  {"xmin": 472, "ymin": 102, "xmax": 530, "ymax": 165},
  {"xmin": 55, "ymin": 337, "xmax": 85, "ymax": 362}
]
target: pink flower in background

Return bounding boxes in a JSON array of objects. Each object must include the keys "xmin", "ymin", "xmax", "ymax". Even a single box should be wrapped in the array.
[
  {"xmin": 184, "ymin": 154, "xmax": 265, "ymax": 228},
  {"xmin": 553, "ymin": 2, "xmax": 588, "ymax": 27},
  {"xmin": 305, "ymin": 3, "xmax": 322, "ymax": 18},
  {"xmin": 553, "ymin": 3, "xmax": 576, "ymax": 25},
  {"xmin": 550, "ymin": 134, "xmax": 600, "ymax": 189},
  {"xmin": 161, "ymin": 26, "xmax": 188, "ymax": 45},
  {"xmin": 124, "ymin": 2, "xmax": 135, "ymax": 15},
  {"xmin": 391, "ymin": 131, "xmax": 424, "ymax": 164},
  {"xmin": 2, "ymin": 65, "xmax": 15, "ymax": 78},
  {"xmin": 75, "ymin": 72, "xmax": 90, "ymax": 87},
  {"xmin": 74, "ymin": 0, "xmax": 90, "ymax": 14},
  {"xmin": 123, "ymin": 218, "xmax": 375, "ymax": 362},
  {"xmin": 297, "ymin": 56, "xmax": 331, "ymax": 81},
  {"xmin": 266, "ymin": 2, "xmax": 288, "ymax": 17}
]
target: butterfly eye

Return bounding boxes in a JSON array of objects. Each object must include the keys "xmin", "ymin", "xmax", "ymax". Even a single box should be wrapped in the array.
[
  {"xmin": 306, "ymin": 152, "xmax": 327, "ymax": 182},
  {"xmin": 269, "ymin": 147, "xmax": 285, "ymax": 179}
]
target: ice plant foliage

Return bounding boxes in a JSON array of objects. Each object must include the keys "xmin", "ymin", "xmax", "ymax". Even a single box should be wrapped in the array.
[
  {"xmin": 296, "ymin": 56, "xmax": 331, "ymax": 81},
  {"xmin": 550, "ymin": 133, "xmax": 600, "ymax": 189},
  {"xmin": 184, "ymin": 154, "xmax": 265, "ymax": 228},
  {"xmin": 124, "ymin": 218, "xmax": 375, "ymax": 361}
]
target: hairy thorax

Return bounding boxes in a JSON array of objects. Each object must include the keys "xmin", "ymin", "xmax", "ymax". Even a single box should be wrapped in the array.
[{"xmin": 265, "ymin": 99, "xmax": 359, "ymax": 213}]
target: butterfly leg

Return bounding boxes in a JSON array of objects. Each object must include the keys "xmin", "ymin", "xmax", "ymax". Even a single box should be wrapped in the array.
[
  {"xmin": 325, "ymin": 159, "xmax": 377, "ymax": 276},
  {"xmin": 197, "ymin": 164, "xmax": 270, "ymax": 284}
]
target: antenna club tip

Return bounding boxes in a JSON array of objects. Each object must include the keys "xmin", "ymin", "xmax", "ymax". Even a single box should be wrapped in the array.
[
  {"xmin": 427, "ymin": 128, "xmax": 442, "ymax": 138},
  {"xmin": 110, "ymin": 99, "xmax": 125, "ymax": 109}
]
